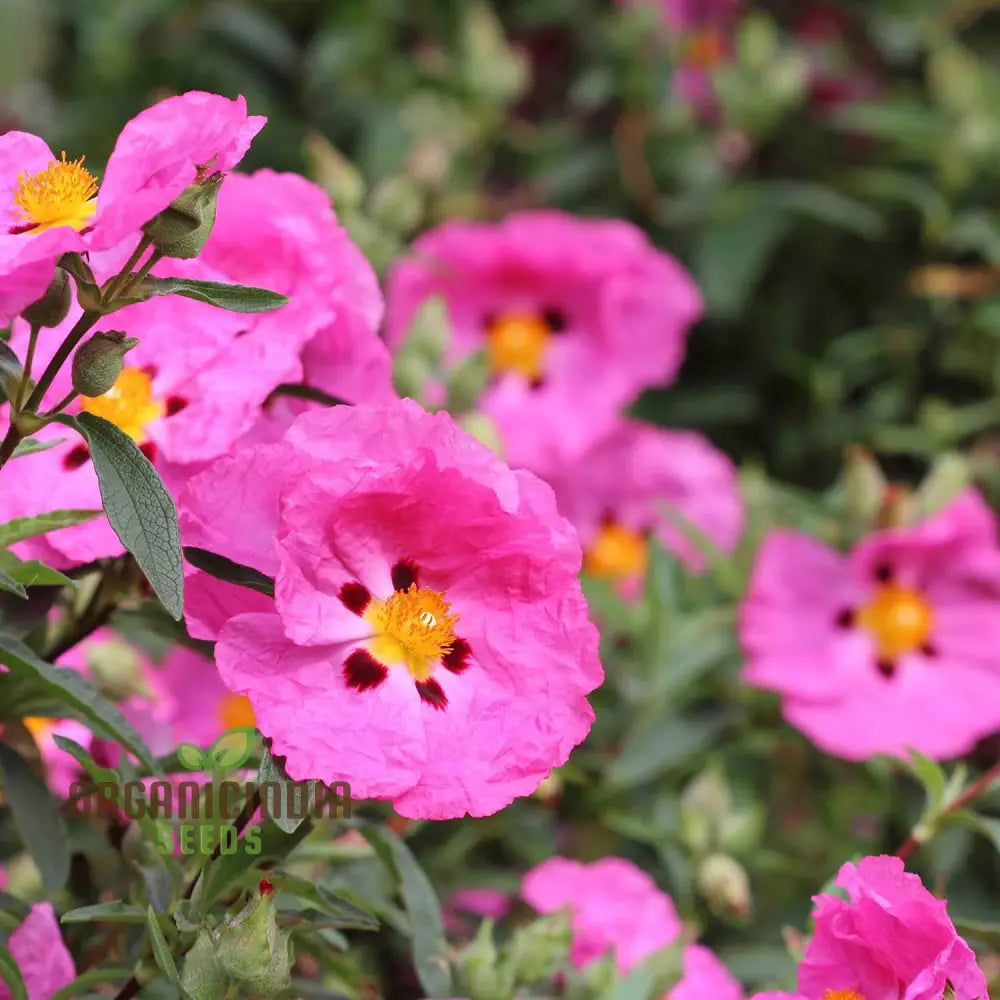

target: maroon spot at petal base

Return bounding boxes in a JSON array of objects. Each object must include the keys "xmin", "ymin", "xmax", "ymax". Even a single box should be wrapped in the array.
[
  {"xmin": 344, "ymin": 649, "xmax": 388, "ymax": 692},
  {"xmin": 165, "ymin": 395, "xmax": 188, "ymax": 416},
  {"xmin": 391, "ymin": 559, "xmax": 419, "ymax": 592},
  {"xmin": 921, "ymin": 643, "xmax": 938, "ymax": 658},
  {"xmin": 339, "ymin": 582, "xmax": 371, "ymax": 615},
  {"xmin": 416, "ymin": 678, "xmax": 448, "ymax": 709},
  {"xmin": 835, "ymin": 608, "xmax": 855, "ymax": 629},
  {"xmin": 141, "ymin": 364, "xmax": 158, "ymax": 379},
  {"xmin": 63, "ymin": 444, "xmax": 91, "ymax": 470},
  {"xmin": 876, "ymin": 658, "xmax": 897, "ymax": 679},
  {"xmin": 442, "ymin": 637, "xmax": 472, "ymax": 674},
  {"xmin": 8, "ymin": 223, "xmax": 38, "ymax": 235},
  {"xmin": 542, "ymin": 306, "xmax": 566, "ymax": 332},
  {"xmin": 874, "ymin": 563, "xmax": 893, "ymax": 583},
  {"xmin": 139, "ymin": 441, "xmax": 157, "ymax": 463}
]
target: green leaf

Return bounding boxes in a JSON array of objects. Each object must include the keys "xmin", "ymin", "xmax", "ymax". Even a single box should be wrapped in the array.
[
  {"xmin": 61, "ymin": 901, "xmax": 146, "ymax": 924},
  {"xmin": 0, "ymin": 340, "xmax": 23, "ymax": 395},
  {"xmin": 0, "ymin": 509, "xmax": 102, "ymax": 547},
  {"xmin": 10, "ymin": 436, "xmax": 66, "ymax": 460},
  {"xmin": 900, "ymin": 748, "xmax": 948, "ymax": 809},
  {"xmin": 183, "ymin": 546, "xmax": 276, "ymax": 598},
  {"xmin": 0, "ymin": 943, "xmax": 27, "ymax": 1000},
  {"xmin": 0, "ymin": 585, "xmax": 59, "ymax": 638},
  {"xmin": 0, "ymin": 551, "xmax": 76, "ymax": 590},
  {"xmin": 0, "ymin": 568, "xmax": 26, "ymax": 599},
  {"xmin": 0, "ymin": 743, "xmax": 70, "ymax": 895},
  {"xmin": 952, "ymin": 916, "xmax": 1000, "ymax": 951},
  {"xmin": 270, "ymin": 873, "xmax": 379, "ymax": 930},
  {"xmin": 209, "ymin": 726, "xmax": 259, "ymax": 770},
  {"xmin": 50, "ymin": 968, "xmax": 134, "ymax": 1000},
  {"xmin": 598, "ymin": 968, "xmax": 657, "ymax": 1000},
  {"xmin": 943, "ymin": 810, "xmax": 1000, "ymax": 854},
  {"xmin": 141, "ymin": 276, "xmax": 289, "ymax": 313},
  {"xmin": 268, "ymin": 383, "xmax": 347, "ymax": 407},
  {"xmin": 362, "ymin": 825, "xmax": 452, "ymax": 997},
  {"xmin": 70, "ymin": 413, "xmax": 183, "ymax": 619},
  {"xmin": 145, "ymin": 905, "xmax": 188, "ymax": 995},
  {"xmin": 259, "ymin": 747, "xmax": 314, "ymax": 833},
  {"xmin": 0, "ymin": 631, "xmax": 156, "ymax": 769}
]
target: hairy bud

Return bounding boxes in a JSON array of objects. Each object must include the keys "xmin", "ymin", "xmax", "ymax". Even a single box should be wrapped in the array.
[
  {"xmin": 214, "ymin": 888, "xmax": 293, "ymax": 996},
  {"xmin": 71, "ymin": 332, "xmax": 139, "ymax": 398},
  {"xmin": 21, "ymin": 268, "xmax": 71, "ymax": 328},
  {"xmin": 143, "ymin": 173, "xmax": 223, "ymax": 259}
]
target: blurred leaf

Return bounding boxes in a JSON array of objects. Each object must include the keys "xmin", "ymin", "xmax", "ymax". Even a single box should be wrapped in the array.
[
  {"xmin": 50, "ymin": 968, "xmax": 134, "ymax": 1000},
  {"xmin": 0, "ymin": 633, "xmax": 155, "ymax": 768},
  {"xmin": 362, "ymin": 825, "xmax": 452, "ymax": 997},
  {"xmin": 61, "ymin": 901, "xmax": 146, "ymax": 924},
  {"xmin": 9, "ymin": 436, "xmax": 66, "ymax": 459},
  {"xmin": 145, "ymin": 905, "xmax": 187, "ymax": 995},
  {"xmin": 259, "ymin": 747, "xmax": 313, "ymax": 834},
  {"xmin": 0, "ymin": 509, "xmax": 102, "ymax": 547},
  {"xmin": 183, "ymin": 546, "xmax": 276, "ymax": 598},
  {"xmin": 0, "ymin": 743, "xmax": 70, "ymax": 895},
  {"xmin": 0, "ymin": 943, "xmax": 26, "ymax": 1000}
]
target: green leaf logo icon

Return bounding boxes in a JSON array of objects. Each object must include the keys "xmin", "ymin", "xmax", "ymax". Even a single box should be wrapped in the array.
[
  {"xmin": 176, "ymin": 743, "xmax": 206, "ymax": 771},
  {"xmin": 208, "ymin": 727, "xmax": 258, "ymax": 771}
]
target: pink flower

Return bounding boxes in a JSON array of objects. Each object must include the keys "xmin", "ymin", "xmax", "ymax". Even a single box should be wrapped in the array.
[
  {"xmin": 0, "ymin": 256, "xmax": 295, "ymax": 567},
  {"xmin": 748, "ymin": 995, "xmax": 804, "ymax": 1000},
  {"xmin": 178, "ymin": 399, "xmax": 603, "ymax": 818},
  {"xmin": 0, "ymin": 902, "xmax": 75, "ymax": 1000},
  {"xmin": 546, "ymin": 419, "xmax": 743, "ymax": 581},
  {"xmin": 521, "ymin": 857, "xmax": 742, "ymax": 998},
  {"xmin": 798, "ymin": 855, "xmax": 988, "ymax": 999},
  {"xmin": 0, "ymin": 91, "xmax": 264, "ymax": 322},
  {"xmin": 386, "ymin": 211, "xmax": 701, "ymax": 474},
  {"xmin": 740, "ymin": 489, "xmax": 1000, "ymax": 760},
  {"xmin": 196, "ymin": 169, "xmax": 393, "ymax": 413}
]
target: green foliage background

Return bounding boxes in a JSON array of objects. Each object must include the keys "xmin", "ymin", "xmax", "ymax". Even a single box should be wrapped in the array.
[{"xmin": 5, "ymin": 0, "xmax": 1000, "ymax": 995}]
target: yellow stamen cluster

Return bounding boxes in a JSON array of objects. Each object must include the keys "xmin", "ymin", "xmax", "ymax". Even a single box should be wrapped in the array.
[
  {"xmin": 12, "ymin": 152, "xmax": 99, "ymax": 233},
  {"xmin": 858, "ymin": 583, "xmax": 934, "ymax": 661},
  {"xmin": 81, "ymin": 367, "xmax": 165, "ymax": 444},
  {"xmin": 365, "ymin": 584, "xmax": 459, "ymax": 681},
  {"xmin": 217, "ymin": 692, "xmax": 256, "ymax": 731},
  {"xmin": 486, "ymin": 312, "xmax": 551, "ymax": 381},
  {"xmin": 22, "ymin": 716, "xmax": 55, "ymax": 741},
  {"xmin": 584, "ymin": 521, "xmax": 649, "ymax": 580},
  {"xmin": 821, "ymin": 990, "xmax": 865, "ymax": 1000}
]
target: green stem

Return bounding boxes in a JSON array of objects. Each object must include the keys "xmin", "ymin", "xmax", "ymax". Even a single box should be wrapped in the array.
[
  {"xmin": 41, "ymin": 390, "xmax": 79, "ymax": 419},
  {"xmin": 16, "ymin": 324, "xmax": 40, "ymax": 411},
  {"xmin": 101, "ymin": 236, "xmax": 152, "ymax": 303},
  {"xmin": 118, "ymin": 249, "xmax": 164, "ymax": 300},
  {"xmin": 23, "ymin": 311, "xmax": 101, "ymax": 413}
]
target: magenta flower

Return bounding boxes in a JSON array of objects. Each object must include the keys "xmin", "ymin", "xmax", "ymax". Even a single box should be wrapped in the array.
[
  {"xmin": 196, "ymin": 169, "xmax": 393, "ymax": 410},
  {"xmin": 798, "ymin": 855, "xmax": 987, "ymax": 999},
  {"xmin": 521, "ymin": 857, "xmax": 742, "ymax": 997},
  {"xmin": 546, "ymin": 418, "xmax": 743, "ymax": 581},
  {"xmin": 0, "ymin": 902, "xmax": 76, "ymax": 999},
  {"xmin": 740, "ymin": 489, "xmax": 1000, "ymax": 760},
  {"xmin": 0, "ymin": 91, "xmax": 264, "ymax": 321},
  {"xmin": 178, "ymin": 399, "xmax": 602, "ymax": 819},
  {"xmin": 386, "ymin": 211, "xmax": 701, "ymax": 473},
  {"xmin": 0, "ymin": 273, "xmax": 286, "ymax": 566}
]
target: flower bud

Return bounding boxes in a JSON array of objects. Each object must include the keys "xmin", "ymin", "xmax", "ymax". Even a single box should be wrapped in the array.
[
  {"xmin": 460, "ymin": 919, "xmax": 507, "ymax": 1000},
  {"xmin": 679, "ymin": 763, "xmax": 731, "ymax": 854},
  {"xmin": 142, "ymin": 173, "xmax": 223, "ymax": 259},
  {"xmin": 71, "ymin": 332, "xmax": 139, "ymax": 398},
  {"xmin": 214, "ymin": 888, "xmax": 292, "ymax": 996},
  {"xmin": 86, "ymin": 638, "xmax": 154, "ymax": 701},
  {"xmin": 499, "ymin": 912, "xmax": 571, "ymax": 985},
  {"xmin": 180, "ymin": 929, "xmax": 225, "ymax": 1000},
  {"xmin": 696, "ymin": 853, "xmax": 751, "ymax": 919},
  {"xmin": 21, "ymin": 268, "xmax": 71, "ymax": 329}
]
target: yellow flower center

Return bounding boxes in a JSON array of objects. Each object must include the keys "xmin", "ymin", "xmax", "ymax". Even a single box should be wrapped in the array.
[
  {"xmin": 822, "ymin": 990, "xmax": 866, "ymax": 1000},
  {"xmin": 23, "ymin": 716, "xmax": 55, "ymax": 741},
  {"xmin": 486, "ymin": 312, "xmax": 551, "ymax": 381},
  {"xmin": 217, "ymin": 692, "xmax": 256, "ymax": 731},
  {"xmin": 857, "ymin": 583, "xmax": 934, "ymax": 661},
  {"xmin": 584, "ymin": 522, "xmax": 649, "ymax": 579},
  {"xmin": 12, "ymin": 152, "xmax": 99, "ymax": 234},
  {"xmin": 364, "ymin": 584, "xmax": 459, "ymax": 681},
  {"xmin": 685, "ymin": 29, "xmax": 725, "ymax": 69},
  {"xmin": 81, "ymin": 367, "xmax": 165, "ymax": 443}
]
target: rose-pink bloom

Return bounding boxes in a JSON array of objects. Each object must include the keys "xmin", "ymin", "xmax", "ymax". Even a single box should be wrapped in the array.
[
  {"xmin": 0, "ymin": 91, "xmax": 263, "ymax": 321},
  {"xmin": 798, "ymin": 855, "xmax": 988, "ymax": 1000},
  {"xmin": 386, "ymin": 211, "xmax": 701, "ymax": 474},
  {"xmin": 1, "ymin": 902, "xmax": 75, "ymax": 1000},
  {"xmin": 178, "ymin": 399, "xmax": 602, "ymax": 819},
  {"xmin": 521, "ymin": 857, "xmax": 742, "ymax": 999},
  {"xmin": 197, "ymin": 169, "xmax": 393, "ymax": 414},
  {"xmin": 740, "ymin": 489, "xmax": 1000, "ymax": 760},
  {"xmin": 0, "ymin": 253, "xmax": 298, "ymax": 567},
  {"xmin": 547, "ymin": 418, "xmax": 743, "ymax": 578}
]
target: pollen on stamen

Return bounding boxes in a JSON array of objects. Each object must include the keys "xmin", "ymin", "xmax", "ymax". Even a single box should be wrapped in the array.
[{"xmin": 11, "ymin": 152, "xmax": 99, "ymax": 234}]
